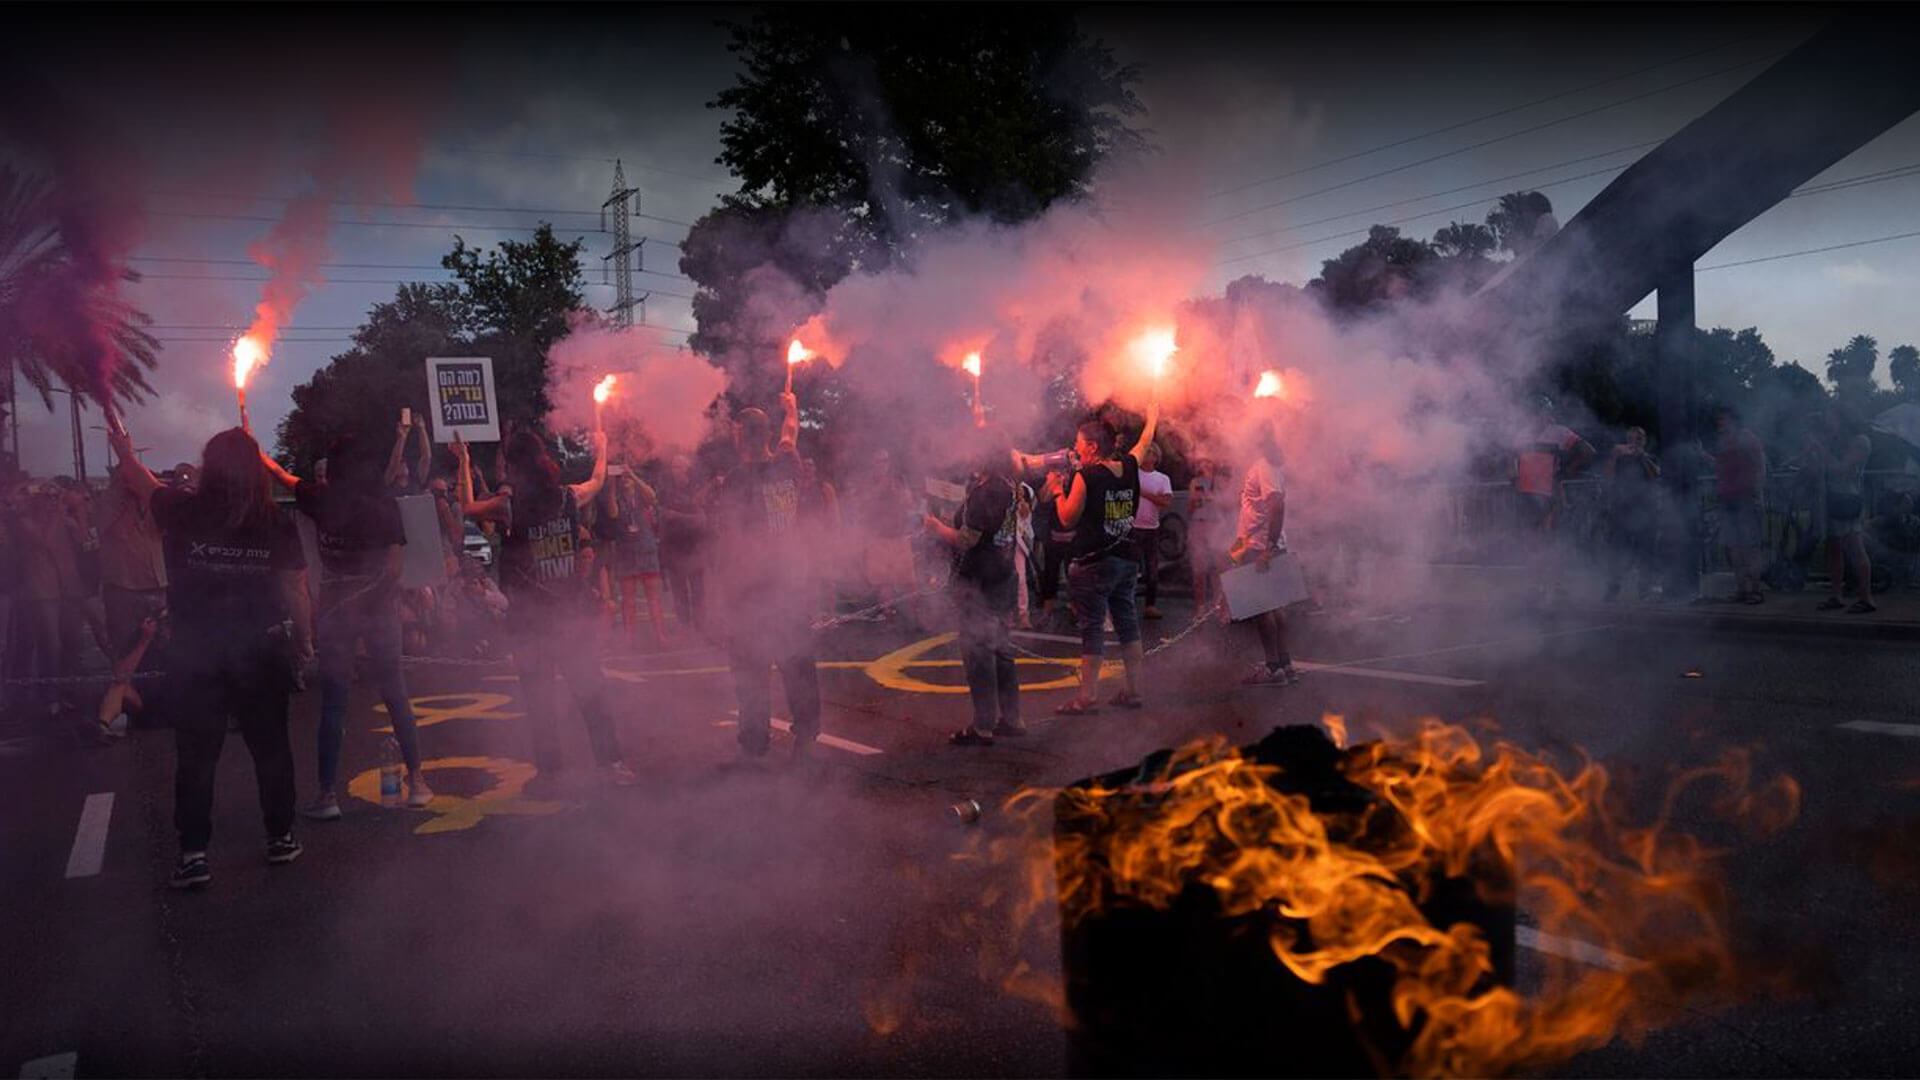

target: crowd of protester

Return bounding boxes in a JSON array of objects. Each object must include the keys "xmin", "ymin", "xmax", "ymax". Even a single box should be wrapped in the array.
[{"xmin": 9, "ymin": 382, "xmax": 1917, "ymax": 888}]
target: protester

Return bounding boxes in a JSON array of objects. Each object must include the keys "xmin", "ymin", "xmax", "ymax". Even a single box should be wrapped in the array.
[
  {"xmin": 1806, "ymin": 409, "xmax": 1875, "ymax": 614},
  {"xmin": 1233, "ymin": 421, "xmax": 1301, "ymax": 686},
  {"xmin": 1133, "ymin": 442, "xmax": 1173, "ymax": 620},
  {"xmin": 925, "ymin": 428, "xmax": 1024, "ymax": 746},
  {"xmin": 1711, "ymin": 404, "xmax": 1768, "ymax": 605},
  {"xmin": 1603, "ymin": 426, "xmax": 1663, "ymax": 602},
  {"xmin": 1032, "ymin": 466, "xmax": 1073, "ymax": 628},
  {"xmin": 1012, "ymin": 478, "xmax": 1036, "ymax": 630},
  {"xmin": 1512, "ymin": 395, "xmax": 1594, "ymax": 603},
  {"xmin": 710, "ymin": 391, "xmax": 822, "ymax": 763},
  {"xmin": 98, "ymin": 446, "xmax": 169, "ymax": 654},
  {"xmin": 656, "ymin": 454, "xmax": 710, "ymax": 635},
  {"xmin": 1186, "ymin": 458, "xmax": 1223, "ymax": 613},
  {"xmin": 261, "ymin": 423, "xmax": 434, "ymax": 819},
  {"xmin": 111, "ymin": 421, "xmax": 311, "ymax": 889},
  {"xmin": 857, "ymin": 450, "xmax": 918, "ymax": 620},
  {"xmin": 458, "ymin": 429, "xmax": 637, "ymax": 789},
  {"xmin": 598, "ymin": 466, "xmax": 667, "ymax": 651},
  {"xmin": 1022, "ymin": 400, "xmax": 1160, "ymax": 715}
]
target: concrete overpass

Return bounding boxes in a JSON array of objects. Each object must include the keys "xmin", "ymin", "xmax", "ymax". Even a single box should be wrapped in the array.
[{"xmin": 1472, "ymin": 14, "xmax": 1920, "ymax": 442}]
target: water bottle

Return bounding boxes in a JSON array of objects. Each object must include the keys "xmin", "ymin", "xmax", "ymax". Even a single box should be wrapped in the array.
[{"xmin": 379, "ymin": 736, "xmax": 404, "ymax": 808}]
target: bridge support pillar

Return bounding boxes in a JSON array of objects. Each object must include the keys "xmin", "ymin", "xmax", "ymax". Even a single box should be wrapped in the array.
[{"xmin": 1654, "ymin": 262, "xmax": 1695, "ymax": 450}]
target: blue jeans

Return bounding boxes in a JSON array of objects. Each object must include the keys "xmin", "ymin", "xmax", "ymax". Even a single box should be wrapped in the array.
[
  {"xmin": 316, "ymin": 593, "xmax": 420, "ymax": 791},
  {"xmin": 1067, "ymin": 554, "xmax": 1141, "ymax": 657}
]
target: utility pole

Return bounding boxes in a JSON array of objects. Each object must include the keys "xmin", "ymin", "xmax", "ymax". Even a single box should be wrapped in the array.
[
  {"xmin": 601, "ymin": 159, "xmax": 642, "ymax": 329},
  {"xmin": 69, "ymin": 386, "xmax": 87, "ymax": 484}
]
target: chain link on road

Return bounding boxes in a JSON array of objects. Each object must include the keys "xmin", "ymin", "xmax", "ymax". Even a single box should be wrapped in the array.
[{"xmin": 1005, "ymin": 597, "xmax": 1224, "ymax": 662}]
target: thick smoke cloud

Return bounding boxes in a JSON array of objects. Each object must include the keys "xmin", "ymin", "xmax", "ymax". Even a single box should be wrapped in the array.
[{"xmin": 546, "ymin": 317, "xmax": 728, "ymax": 454}]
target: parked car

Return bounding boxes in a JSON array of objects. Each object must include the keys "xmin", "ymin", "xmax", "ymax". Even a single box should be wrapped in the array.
[{"xmin": 463, "ymin": 520, "xmax": 494, "ymax": 567}]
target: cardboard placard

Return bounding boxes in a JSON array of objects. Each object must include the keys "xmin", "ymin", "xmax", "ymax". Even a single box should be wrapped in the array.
[
  {"xmin": 395, "ymin": 494, "xmax": 448, "ymax": 588},
  {"xmin": 1220, "ymin": 553, "xmax": 1310, "ymax": 620},
  {"xmin": 426, "ymin": 356, "xmax": 500, "ymax": 444}
]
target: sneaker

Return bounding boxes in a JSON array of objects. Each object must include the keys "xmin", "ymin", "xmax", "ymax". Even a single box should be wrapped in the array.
[
  {"xmin": 169, "ymin": 852, "xmax": 211, "ymax": 890},
  {"xmin": 1282, "ymin": 665, "xmax": 1303, "ymax": 686},
  {"xmin": 299, "ymin": 792, "xmax": 342, "ymax": 821},
  {"xmin": 1240, "ymin": 664, "xmax": 1290, "ymax": 687},
  {"xmin": 405, "ymin": 775, "xmax": 435, "ymax": 808},
  {"xmin": 599, "ymin": 761, "xmax": 639, "ymax": 787},
  {"xmin": 265, "ymin": 834, "xmax": 303, "ymax": 865},
  {"xmin": 949, "ymin": 728, "xmax": 995, "ymax": 747}
]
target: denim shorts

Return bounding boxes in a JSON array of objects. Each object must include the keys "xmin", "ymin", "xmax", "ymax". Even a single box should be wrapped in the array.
[
  {"xmin": 1067, "ymin": 554, "xmax": 1140, "ymax": 656},
  {"xmin": 1718, "ymin": 497, "xmax": 1764, "ymax": 549}
]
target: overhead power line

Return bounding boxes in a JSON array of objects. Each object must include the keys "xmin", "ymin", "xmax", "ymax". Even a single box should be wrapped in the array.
[
  {"xmin": 147, "ymin": 189, "xmax": 696, "ymax": 230},
  {"xmin": 1201, "ymin": 50, "xmax": 1783, "ymax": 230},
  {"xmin": 1697, "ymin": 227, "xmax": 1920, "ymax": 272},
  {"xmin": 130, "ymin": 271, "xmax": 699, "ymax": 302},
  {"xmin": 1218, "ymin": 157, "xmax": 1920, "ymax": 268},
  {"xmin": 142, "ymin": 209, "xmax": 684, "ymax": 248},
  {"xmin": 1207, "ymin": 31, "xmax": 1774, "ymax": 199},
  {"xmin": 127, "ymin": 255, "xmax": 694, "ymax": 283}
]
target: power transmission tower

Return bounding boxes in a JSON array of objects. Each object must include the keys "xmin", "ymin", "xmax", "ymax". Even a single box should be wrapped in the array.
[{"xmin": 601, "ymin": 159, "xmax": 643, "ymax": 328}]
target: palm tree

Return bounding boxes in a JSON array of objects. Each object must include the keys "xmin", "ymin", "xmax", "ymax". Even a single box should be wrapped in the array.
[{"xmin": 0, "ymin": 165, "xmax": 159, "ymax": 416}]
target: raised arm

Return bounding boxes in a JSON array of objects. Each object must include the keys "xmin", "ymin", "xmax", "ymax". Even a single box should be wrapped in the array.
[
  {"xmin": 106, "ymin": 414, "xmax": 161, "ymax": 502},
  {"xmin": 567, "ymin": 429, "xmax": 610, "ymax": 506},
  {"xmin": 1057, "ymin": 471, "xmax": 1089, "ymax": 529},
  {"xmin": 259, "ymin": 450, "xmax": 301, "ymax": 491},
  {"xmin": 1127, "ymin": 397, "xmax": 1161, "ymax": 465},
  {"xmin": 778, "ymin": 391, "xmax": 800, "ymax": 455},
  {"xmin": 454, "ymin": 436, "xmax": 510, "ymax": 522}
]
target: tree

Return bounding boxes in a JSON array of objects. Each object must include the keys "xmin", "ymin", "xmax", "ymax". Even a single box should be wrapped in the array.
[
  {"xmin": 1887, "ymin": 343, "xmax": 1919, "ymax": 399},
  {"xmin": 1306, "ymin": 225, "xmax": 1437, "ymax": 315},
  {"xmin": 276, "ymin": 228, "xmax": 586, "ymax": 473},
  {"xmin": 1431, "ymin": 220, "xmax": 1497, "ymax": 262},
  {"xmin": 684, "ymin": 8, "xmax": 1147, "ymax": 400},
  {"xmin": 0, "ymin": 165, "xmax": 158, "ymax": 456},
  {"xmin": 1825, "ymin": 333, "xmax": 1878, "ymax": 386},
  {"xmin": 1485, "ymin": 190, "xmax": 1556, "ymax": 256}
]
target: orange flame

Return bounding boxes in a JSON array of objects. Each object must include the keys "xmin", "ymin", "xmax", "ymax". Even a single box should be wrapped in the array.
[
  {"xmin": 904, "ymin": 718, "xmax": 1798, "ymax": 1075},
  {"xmin": 1254, "ymin": 369, "xmax": 1285, "ymax": 399},
  {"xmin": 232, "ymin": 334, "xmax": 266, "ymax": 389},
  {"xmin": 787, "ymin": 338, "xmax": 814, "ymax": 366},
  {"xmin": 962, "ymin": 352, "xmax": 982, "ymax": 378},
  {"xmin": 593, "ymin": 374, "xmax": 617, "ymax": 404}
]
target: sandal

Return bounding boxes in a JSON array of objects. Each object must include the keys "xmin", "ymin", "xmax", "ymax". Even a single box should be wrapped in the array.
[
  {"xmin": 1816, "ymin": 597, "xmax": 1846, "ymax": 611},
  {"xmin": 1847, "ymin": 600, "xmax": 1877, "ymax": 614},
  {"xmin": 948, "ymin": 728, "xmax": 995, "ymax": 747},
  {"xmin": 1108, "ymin": 692, "xmax": 1145, "ymax": 709},
  {"xmin": 1054, "ymin": 700, "xmax": 1101, "ymax": 716}
]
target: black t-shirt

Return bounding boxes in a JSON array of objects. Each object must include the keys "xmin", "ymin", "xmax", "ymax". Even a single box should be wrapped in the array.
[
  {"xmin": 714, "ymin": 450, "xmax": 807, "ymax": 597},
  {"xmin": 500, "ymin": 486, "xmax": 589, "ymax": 609},
  {"xmin": 1069, "ymin": 456, "xmax": 1140, "ymax": 562},
  {"xmin": 953, "ymin": 474, "xmax": 1017, "ymax": 586},
  {"xmin": 293, "ymin": 479, "xmax": 405, "ymax": 585},
  {"xmin": 150, "ymin": 488, "xmax": 305, "ymax": 642}
]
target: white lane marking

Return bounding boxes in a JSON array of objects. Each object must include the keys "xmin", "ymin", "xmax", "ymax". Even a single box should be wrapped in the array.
[
  {"xmin": 1012, "ymin": 630, "xmax": 1096, "ymax": 646},
  {"xmin": 1515, "ymin": 926, "xmax": 1640, "ymax": 971},
  {"xmin": 1837, "ymin": 720, "xmax": 1920, "ymax": 738},
  {"xmin": 18, "ymin": 1052, "xmax": 77, "ymax": 1079},
  {"xmin": 1328, "ymin": 623, "xmax": 1622, "ymax": 670},
  {"xmin": 1291, "ymin": 662, "xmax": 1482, "ymax": 688},
  {"xmin": 714, "ymin": 716, "xmax": 884, "ymax": 757},
  {"xmin": 63, "ymin": 794, "xmax": 114, "ymax": 879}
]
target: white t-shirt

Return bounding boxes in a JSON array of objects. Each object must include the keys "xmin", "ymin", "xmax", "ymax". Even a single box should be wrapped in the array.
[
  {"xmin": 1237, "ymin": 456, "xmax": 1287, "ymax": 553},
  {"xmin": 1135, "ymin": 469, "xmax": 1172, "ymax": 529}
]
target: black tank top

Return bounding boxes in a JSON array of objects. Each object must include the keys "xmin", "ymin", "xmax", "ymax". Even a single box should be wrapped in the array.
[
  {"xmin": 500, "ymin": 487, "xmax": 585, "ymax": 608},
  {"xmin": 1069, "ymin": 456, "xmax": 1140, "ymax": 563}
]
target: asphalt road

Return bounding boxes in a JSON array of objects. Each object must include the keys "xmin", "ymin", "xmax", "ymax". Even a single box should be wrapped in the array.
[{"xmin": 3, "ymin": 595, "xmax": 1918, "ymax": 1078}]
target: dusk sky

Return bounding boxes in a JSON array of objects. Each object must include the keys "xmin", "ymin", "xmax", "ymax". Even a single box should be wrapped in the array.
[{"xmin": 7, "ymin": 4, "xmax": 1916, "ymax": 475}]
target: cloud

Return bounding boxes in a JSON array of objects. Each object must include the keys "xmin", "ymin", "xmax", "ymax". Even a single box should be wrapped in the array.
[{"xmin": 1819, "ymin": 260, "xmax": 1890, "ymax": 286}]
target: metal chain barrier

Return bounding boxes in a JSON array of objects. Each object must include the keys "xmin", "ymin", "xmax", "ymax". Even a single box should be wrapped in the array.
[{"xmin": 1005, "ymin": 596, "xmax": 1225, "ymax": 662}]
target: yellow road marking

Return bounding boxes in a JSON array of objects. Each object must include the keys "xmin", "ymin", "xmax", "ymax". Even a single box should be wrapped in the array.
[
  {"xmin": 346, "ymin": 755, "xmax": 565, "ymax": 834},
  {"xmin": 375, "ymin": 693, "xmax": 522, "ymax": 731}
]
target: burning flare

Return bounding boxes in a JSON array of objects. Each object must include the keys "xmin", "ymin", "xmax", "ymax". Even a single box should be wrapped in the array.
[
  {"xmin": 787, "ymin": 339, "xmax": 815, "ymax": 367},
  {"xmin": 232, "ymin": 334, "xmax": 266, "ymax": 389},
  {"xmin": 962, "ymin": 352, "xmax": 982, "ymax": 378},
  {"xmin": 593, "ymin": 374, "xmax": 617, "ymax": 404},
  {"xmin": 1131, "ymin": 327, "xmax": 1177, "ymax": 378},
  {"xmin": 1254, "ymin": 370, "xmax": 1285, "ymax": 399}
]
